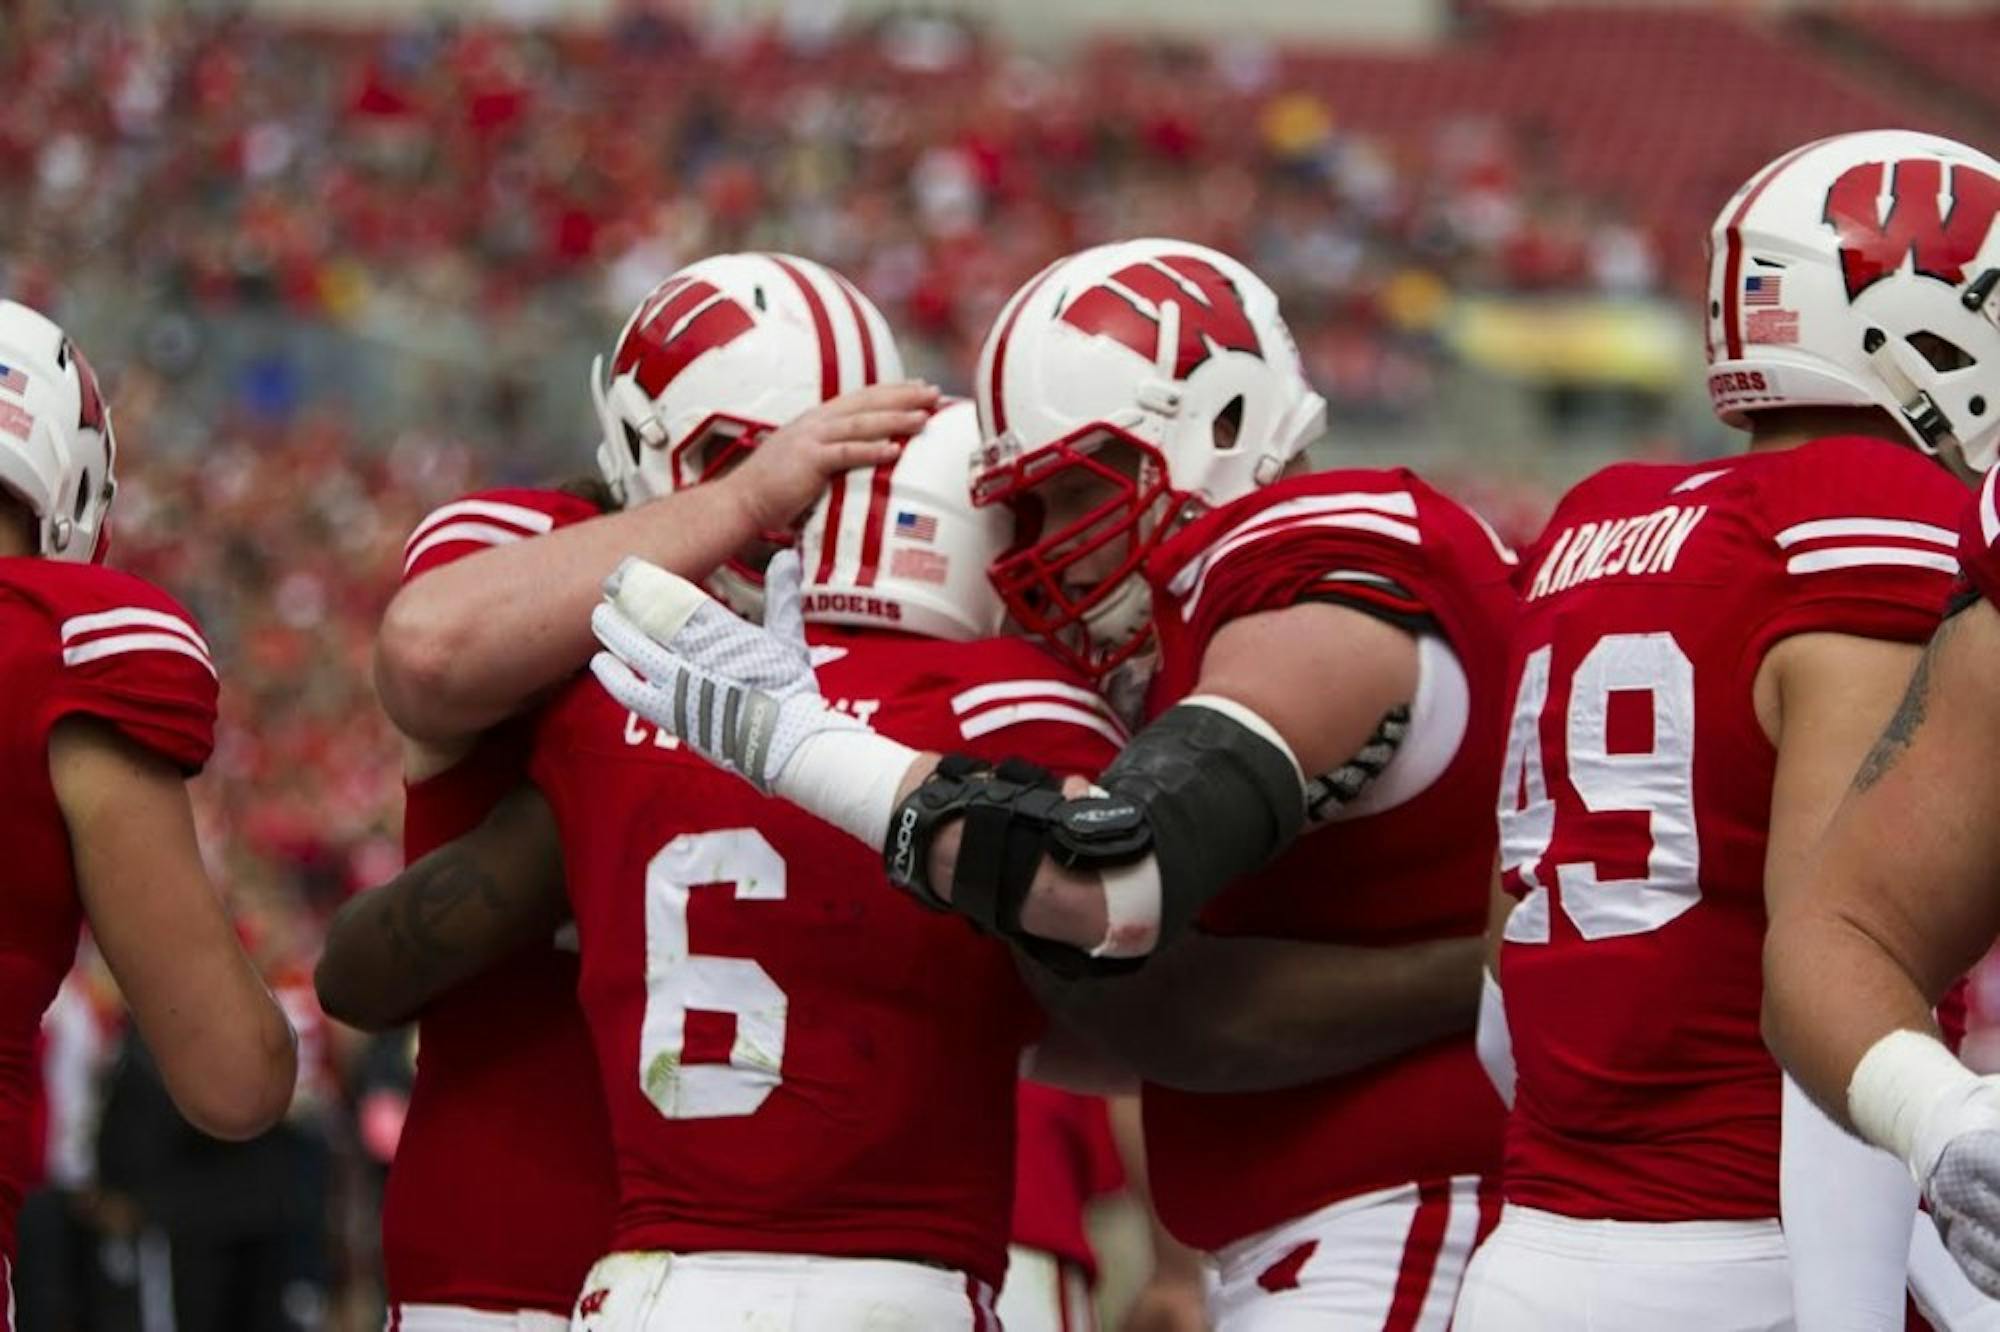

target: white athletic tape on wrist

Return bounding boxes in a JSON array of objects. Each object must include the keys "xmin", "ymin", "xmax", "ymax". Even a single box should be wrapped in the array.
[
  {"xmin": 1078, "ymin": 782, "xmax": 1162, "ymax": 960},
  {"xmin": 1849, "ymin": 1029, "xmax": 1985, "ymax": 1177},
  {"xmin": 774, "ymin": 725, "xmax": 921, "ymax": 850},
  {"xmin": 607, "ymin": 557, "xmax": 710, "ymax": 646}
]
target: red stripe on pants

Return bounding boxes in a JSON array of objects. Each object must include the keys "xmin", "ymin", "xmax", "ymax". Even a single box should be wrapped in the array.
[
  {"xmin": 1474, "ymin": 1175, "xmax": 1502, "ymax": 1247},
  {"xmin": 1383, "ymin": 1179, "xmax": 1453, "ymax": 1332}
]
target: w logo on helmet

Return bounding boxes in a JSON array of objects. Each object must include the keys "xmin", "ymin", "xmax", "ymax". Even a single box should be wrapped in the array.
[
  {"xmin": 68, "ymin": 342, "xmax": 106, "ymax": 436},
  {"xmin": 1061, "ymin": 255, "xmax": 1263, "ymax": 379},
  {"xmin": 614, "ymin": 277, "xmax": 757, "ymax": 397},
  {"xmin": 1825, "ymin": 159, "xmax": 2000, "ymax": 301}
]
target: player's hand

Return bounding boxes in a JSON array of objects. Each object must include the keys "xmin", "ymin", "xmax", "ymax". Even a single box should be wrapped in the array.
[
  {"xmin": 1919, "ymin": 1084, "xmax": 2000, "ymax": 1299},
  {"xmin": 1119, "ymin": 1275, "xmax": 1210, "ymax": 1332},
  {"xmin": 589, "ymin": 549, "xmax": 864, "ymax": 794},
  {"xmin": 721, "ymin": 382, "xmax": 938, "ymax": 534}
]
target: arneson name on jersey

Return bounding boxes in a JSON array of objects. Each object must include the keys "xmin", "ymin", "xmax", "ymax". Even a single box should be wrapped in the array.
[{"xmin": 1527, "ymin": 503, "xmax": 1710, "ymax": 601}]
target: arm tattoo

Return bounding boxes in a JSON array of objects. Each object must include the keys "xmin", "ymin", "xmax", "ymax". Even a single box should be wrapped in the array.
[
  {"xmin": 378, "ymin": 848, "xmax": 514, "ymax": 973},
  {"xmin": 1854, "ymin": 616, "xmax": 1958, "ymax": 792}
]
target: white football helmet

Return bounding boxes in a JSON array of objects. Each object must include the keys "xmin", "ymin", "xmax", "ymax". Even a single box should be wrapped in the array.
[
  {"xmin": 1706, "ymin": 130, "xmax": 2000, "ymax": 473},
  {"xmin": 592, "ymin": 252, "xmax": 903, "ymax": 611},
  {"xmin": 798, "ymin": 398, "xmax": 1007, "ymax": 642},
  {"xmin": 971, "ymin": 238, "xmax": 1326, "ymax": 677},
  {"xmin": 0, "ymin": 301, "xmax": 115, "ymax": 564}
]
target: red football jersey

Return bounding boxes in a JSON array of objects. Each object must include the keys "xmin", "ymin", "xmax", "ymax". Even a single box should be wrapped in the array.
[
  {"xmin": 1137, "ymin": 469, "xmax": 1515, "ymax": 1251},
  {"xmin": 0, "ymin": 557, "xmax": 216, "ymax": 1260},
  {"xmin": 1498, "ymin": 437, "xmax": 1966, "ymax": 1222},
  {"xmin": 1010, "ymin": 1086, "xmax": 1123, "ymax": 1277},
  {"xmin": 379, "ymin": 488, "xmax": 620, "ymax": 1313},
  {"xmin": 530, "ymin": 627, "xmax": 1123, "ymax": 1289},
  {"xmin": 1959, "ymin": 465, "xmax": 2000, "ymax": 607}
]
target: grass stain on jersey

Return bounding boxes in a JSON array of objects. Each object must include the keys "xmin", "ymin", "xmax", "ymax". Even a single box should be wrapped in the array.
[{"xmin": 643, "ymin": 1050, "xmax": 683, "ymax": 1110}]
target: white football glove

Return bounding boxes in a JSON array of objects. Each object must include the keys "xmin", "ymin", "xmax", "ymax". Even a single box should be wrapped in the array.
[
  {"xmin": 1850, "ymin": 1030, "xmax": 2000, "ymax": 1301},
  {"xmin": 590, "ymin": 549, "xmax": 855, "ymax": 792},
  {"xmin": 589, "ymin": 550, "xmax": 919, "ymax": 847},
  {"xmin": 1919, "ymin": 1090, "xmax": 2000, "ymax": 1300}
]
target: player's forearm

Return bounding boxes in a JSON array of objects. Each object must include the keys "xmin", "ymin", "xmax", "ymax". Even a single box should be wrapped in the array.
[
  {"xmin": 1763, "ymin": 907, "xmax": 1940, "ymax": 1129},
  {"xmin": 317, "ymin": 793, "xmax": 567, "ymax": 1030},
  {"xmin": 378, "ymin": 484, "xmax": 766, "ymax": 742},
  {"xmin": 1027, "ymin": 931, "xmax": 1481, "ymax": 1093}
]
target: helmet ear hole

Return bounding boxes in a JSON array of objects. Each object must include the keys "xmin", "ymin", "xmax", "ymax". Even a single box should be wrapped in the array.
[
  {"xmin": 73, "ymin": 474, "xmax": 89, "ymax": 523},
  {"xmin": 1908, "ymin": 331, "xmax": 1976, "ymax": 373},
  {"xmin": 622, "ymin": 421, "xmax": 644, "ymax": 466},
  {"xmin": 1212, "ymin": 395, "xmax": 1245, "ymax": 452}
]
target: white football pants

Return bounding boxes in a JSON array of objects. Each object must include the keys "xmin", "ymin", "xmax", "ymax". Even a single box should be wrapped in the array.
[
  {"xmin": 1208, "ymin": 1176, "xmax": 1491, "ymax": 1331},
  {"xmin": 1453, "ymin": 1205, "xmax": 1790, "ymax": 1332},
  {"xmin": 996, "ymin": 1245, "xmax": 1095, "ymax": 1332},
  {"xmin": 568, "ymin": 1251, "xmax": 999, "ymax": 1331}
]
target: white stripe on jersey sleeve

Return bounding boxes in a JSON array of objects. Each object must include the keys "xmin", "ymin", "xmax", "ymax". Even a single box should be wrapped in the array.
[
  {"xmin": 63, "ymin": 632, "xmax": 218, "ymax": 678},
  {"xmin": 403, "ymin": 498, "xmax": 558, "ymax": 556},
  {"xmin": 1182, "ymin": 512, "xmax": 1422, "ymax": 620},
  {"xmin": 1775, "ymin": 517, "xmax": 1958, "ymax": 550},
  {"xmin": 957, "ymin": 700, "xmax": 1127, "ymax": 748},
  {"xmin": 61, "ymin": 607, "xmax": 211, "ymax": 662},
  {"xmin": 1785, "ymin": 546, "xmax": 1959, "ymax": 576},
  {"xmin": 1981, "ymin": 467, "xmax": 2000, "ymax": 548},
  {"xmin": 950, "ymin": 678, "xmax": 1110, "ymax": 716},
  {"xmin": 1168, "ymin": 489, "xmax": 1420, "ymax": 597},
  {"xmin": 402, "ymin": 520, "xmax": 535, "ymax": 575}
]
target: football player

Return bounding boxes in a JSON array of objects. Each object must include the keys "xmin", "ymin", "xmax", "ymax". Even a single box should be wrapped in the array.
[
  {"xmin": 1453, "ymin": 130, "xmax": 1996, "ymax": 1330},
  {"xmin": 355, "ymin": 401, "xmax": 1125, "ymax": 1326},
  {"xmin": 0, "ymin": 301, "xmax": 296, "ymax": 1311},
  {"xmin": 594, "ymin": 237, "xmax": 1514, "ymax": 1328},
  {"xmin": 1757, "ymin": 140, "xmax": 2000, "ymax": 1307},
  {"xmin": 328, "ymin": 253, "xmax": 930, "ymax": 1330}
]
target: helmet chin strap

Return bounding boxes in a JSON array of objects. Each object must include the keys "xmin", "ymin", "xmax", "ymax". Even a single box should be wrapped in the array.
[
  {"xmin": 1863, "ymin": 327, "xmax": 1958, "ymax": 455},
  {"xmin": 1083, "ymin": 573, "xmax": 1154, "ymax": 655}
]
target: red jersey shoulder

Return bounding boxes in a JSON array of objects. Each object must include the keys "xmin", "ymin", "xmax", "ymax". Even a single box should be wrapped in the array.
[
  {"xmin": 1518, "ymin": 461, "xmax": 1712, "ymax": 571},
  {"xmin": 1957, "ymin": 465, "xmax": 2000, "ymax": 607},
  {"xmin": 1742, "ymin": 436, "xmax": 1967, "ymax": 647},
  {"xmin": 2, "ymin": 560, "xmax": 217, "ymax": 773},
  {"xmin": 1148, "ymin": 468, "xmax": 1517, "ymax": 668},
  {"xmin": 401, "ymin": 486, "xmax": 606, "ymax": 584},
  {"xmin": 813, "ymin": 630, "xmax": 1125, "ymax": 779}
]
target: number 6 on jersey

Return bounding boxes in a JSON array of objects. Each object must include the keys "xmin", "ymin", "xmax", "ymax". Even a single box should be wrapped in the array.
[
  {"xmin": 640, "ymin": 828, "xmax": 788, "ymax": 1119},
  {"xmin": 1499, "ymin": 632, "xmax": 1701, "ymax": 943}
]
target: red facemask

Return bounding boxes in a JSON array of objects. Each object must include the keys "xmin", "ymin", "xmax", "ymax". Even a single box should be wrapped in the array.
[{"xmin": 976, "ymin": 426, "xmax": 1185, "ymax": 680}]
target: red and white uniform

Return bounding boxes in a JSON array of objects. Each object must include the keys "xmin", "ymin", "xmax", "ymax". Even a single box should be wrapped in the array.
[
  {"xmin": 534, "ymin": 628, "xmax": 1121, "ymax": 1330},
  {"xmin": 0, "ymin": 558, "xmax": 216, "ymax": 1291},
  {"xmin": 1000, "ymin": 1086, "xmax": 1124, "ymax": 1332},
  {"xmin": 1959, "ymin": 466, "xmax": 2000, "ymax": 607},
  {"xmin": 1458, "ymin": 437, "xmax": 1967, "ymax": 1331},
  {"xmin": 382, "ymin": 490, "xmax": 618, "ymax": 1330},
  {"xmin": 1139, "ymin": 470, "xmax": 1514, "ymax": 1330}
]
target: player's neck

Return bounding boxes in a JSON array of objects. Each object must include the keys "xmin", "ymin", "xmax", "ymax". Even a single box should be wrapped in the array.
[
  {"xmin": 1743, "ymin": 406, "xmax": 1909, "ymax": 456},
  {"xmin": 0, "ymin": 501, "xmax": 33, "ymax": 558}
]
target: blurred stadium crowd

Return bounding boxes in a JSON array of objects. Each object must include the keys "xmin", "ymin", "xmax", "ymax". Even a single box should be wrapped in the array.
[{"xmin": 6, "ymin": 2, "xmax": 2000, "ymax": 1327}]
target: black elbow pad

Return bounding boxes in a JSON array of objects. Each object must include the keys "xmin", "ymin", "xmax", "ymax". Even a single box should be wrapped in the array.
[{"xmin": 1097, "ymin": 701, "xmax": 1305, "ymax": 944}]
